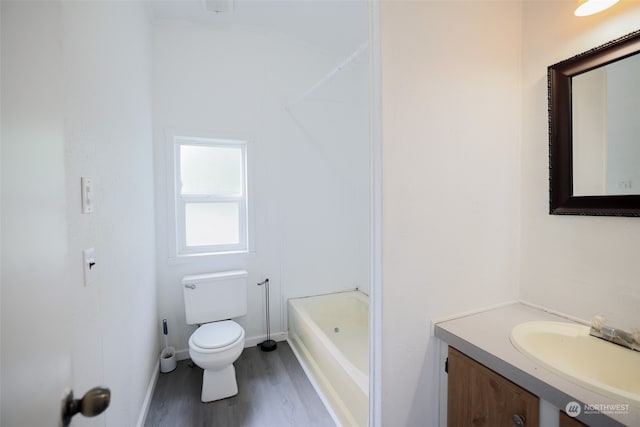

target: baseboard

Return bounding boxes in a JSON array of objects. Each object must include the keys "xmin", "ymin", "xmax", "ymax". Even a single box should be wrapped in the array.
[
  {"xmin": 136, "ymin": 359, "xmax": 159, "ymax": 427},
  {"xmin": 176, "ymin": 348, "xmax": 190, "ymax": 361},
  {"xmin": 173, "ymin": 331, "xmax": 289, "ymax": 362},
  {"xmin": 244, "ymin": 331, "xmax": 288, "ymax": 348}
]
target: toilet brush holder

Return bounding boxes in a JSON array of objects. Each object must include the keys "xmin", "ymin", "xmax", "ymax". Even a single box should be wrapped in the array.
[{"xmin": 160, "ymin": 347, "xmax": 176, "ymax": 373}]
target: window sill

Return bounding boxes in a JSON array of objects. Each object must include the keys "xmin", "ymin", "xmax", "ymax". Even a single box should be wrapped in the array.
[{"xmin": 167, "ymin": 250, "xmax": 255, "ymax": 265}]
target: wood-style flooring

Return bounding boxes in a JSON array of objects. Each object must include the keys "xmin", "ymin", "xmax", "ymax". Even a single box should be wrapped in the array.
[{"xmin": 144, "ymin": 341, "xmax": 335, "ymax": 427}]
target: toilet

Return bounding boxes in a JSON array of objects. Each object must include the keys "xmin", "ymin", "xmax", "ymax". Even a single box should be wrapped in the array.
[{"xmin": 182, "ymin": 270, "xmax": 247, "ymax": 402}]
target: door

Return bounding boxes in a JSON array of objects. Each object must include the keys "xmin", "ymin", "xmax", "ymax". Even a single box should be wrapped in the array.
[{"xmin": 1, "ymin": 2, "xmax": 104, "ymax": 426}]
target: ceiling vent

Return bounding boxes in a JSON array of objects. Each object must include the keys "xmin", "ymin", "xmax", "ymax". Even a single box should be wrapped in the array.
[{"xmin": 202, "ymin": 0, "xmax": 234, "ymax": 14}]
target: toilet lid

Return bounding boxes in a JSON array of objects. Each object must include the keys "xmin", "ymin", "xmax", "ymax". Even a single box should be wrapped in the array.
[{"xmin": 192, "ymin": 320, "xmax": 243, "ymax": 349}]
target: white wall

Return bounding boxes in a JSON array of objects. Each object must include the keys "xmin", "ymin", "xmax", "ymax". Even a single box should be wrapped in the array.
[
  {"xmin": 379, "ymin": 2, "xmax": 522, "ymax": 425},
  {"xmin": 521, "ymin": 2, "xmax": 640, "ymax": 334},
  {"xmin": 62, "ymin": 3, "xmax": 158, "ymax": 425},
  {"xmin": 2, "ymin": 1, "xmax": 158, "ymax": 426},
  {"xmin": 151, "ymin": 9, "xmax": 369, "ymax": 355}
]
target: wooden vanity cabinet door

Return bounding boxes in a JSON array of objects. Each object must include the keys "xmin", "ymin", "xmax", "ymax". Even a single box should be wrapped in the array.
[
  {"xmin": 559, "ymin": 411, "xmax": 588, "ymax": 427},
  {"xmin": 448, "ymin": 347, "xmax": 539, "ymax": 427}
]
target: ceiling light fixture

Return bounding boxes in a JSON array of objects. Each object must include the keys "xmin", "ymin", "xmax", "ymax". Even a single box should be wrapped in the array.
[
  {"xmin": 574, "ymin": 0, "xmax": 620, "ymax": 17},
  {"xmin": 202, "ymin": 0, "xmax": 234, "ymax": 14}
]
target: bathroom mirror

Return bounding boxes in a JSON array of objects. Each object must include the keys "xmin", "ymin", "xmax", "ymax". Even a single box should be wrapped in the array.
[{"xmin": 548, "ymin": 29, "xmax": 640, "ymax": 216}]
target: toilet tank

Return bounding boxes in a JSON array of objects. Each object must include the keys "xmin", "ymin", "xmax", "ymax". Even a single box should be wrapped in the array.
[{"xmin": 182, "ymin": 270, "xmax": 248, "ymax": 325}]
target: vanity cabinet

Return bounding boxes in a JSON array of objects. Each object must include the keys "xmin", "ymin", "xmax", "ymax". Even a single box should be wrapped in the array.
[
  {"xmin": 559, "ymin": 411, "xmax": 587, "ymax": 427},
  {"xmin": 448, "ymin": 347, "xmax": 539, "ymax": 427}
]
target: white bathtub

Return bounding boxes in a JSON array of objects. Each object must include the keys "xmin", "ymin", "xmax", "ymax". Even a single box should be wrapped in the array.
[{"xmin": 287, "ymin": 290, "xmax": 369, "ymax": 427}]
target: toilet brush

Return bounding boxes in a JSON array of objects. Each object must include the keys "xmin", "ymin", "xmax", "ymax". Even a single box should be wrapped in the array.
[
  {"xmin": 257, "ymin": 279, "xmax": 277, "ymax": 352},
  {"xmin": 160, "ymin": 319, "xmax": 177, "ymax": 373}
]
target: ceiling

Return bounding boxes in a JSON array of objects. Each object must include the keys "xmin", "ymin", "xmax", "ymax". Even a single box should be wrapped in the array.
[{"xmin": 149, "ymin": 0, "xmax": 369, "ymax": 54}]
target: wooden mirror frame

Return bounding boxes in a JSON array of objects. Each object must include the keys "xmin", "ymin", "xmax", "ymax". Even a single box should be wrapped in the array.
[{"xmin": 548, "ymin": 29, "xmax": 640, "ymax": 216}]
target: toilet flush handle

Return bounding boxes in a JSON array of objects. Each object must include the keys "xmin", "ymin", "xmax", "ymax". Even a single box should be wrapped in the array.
[{"xmin": 184, "ymin": 284, "xmax": 196, "ymax": 290}]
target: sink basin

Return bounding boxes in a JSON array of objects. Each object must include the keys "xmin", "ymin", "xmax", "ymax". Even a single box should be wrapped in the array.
[{"xmin": 510, "ymin": 321, "xmax": 640, "ymax": 407}]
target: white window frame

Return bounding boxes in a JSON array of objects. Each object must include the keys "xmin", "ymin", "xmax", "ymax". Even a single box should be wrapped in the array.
[{"xmin": 168, "ymin": 131, "xmax": 251, "ymax": 257}]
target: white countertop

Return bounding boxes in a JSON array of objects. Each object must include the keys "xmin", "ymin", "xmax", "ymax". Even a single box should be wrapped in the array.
[{"xmin": 435, "ymin": 302, "xmax": 639, "ymax": 427}]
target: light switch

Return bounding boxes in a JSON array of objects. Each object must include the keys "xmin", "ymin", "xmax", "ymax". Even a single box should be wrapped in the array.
[
  {"xmin": 81, "ymin": 177, "xmax": 94, "ymax": 213},
  {"xmin": 83, "ymin": 248, "xmax": 96, "ymax": 286}
]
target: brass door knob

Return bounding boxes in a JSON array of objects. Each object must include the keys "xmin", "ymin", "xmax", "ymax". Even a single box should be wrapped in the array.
[{"xmin": 61, "ymin": 387, "xmax": 110, "ymax": 426}]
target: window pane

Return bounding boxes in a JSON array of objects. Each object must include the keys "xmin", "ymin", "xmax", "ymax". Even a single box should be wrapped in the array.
[
  {"xmin": 185, "ymin": 203, "xmax": 240, "ymax": 247},
  {"xmin": 180, "ymin": 144, "xmax": 242, "ymax": 195}
]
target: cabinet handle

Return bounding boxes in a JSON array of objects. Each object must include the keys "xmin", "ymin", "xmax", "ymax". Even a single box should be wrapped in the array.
[{"xmin": 512, "ymin": 414, "xmax": 526, "ymax": 426}]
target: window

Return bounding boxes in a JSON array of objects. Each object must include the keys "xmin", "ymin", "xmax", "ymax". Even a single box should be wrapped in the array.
[{"xmin": 172, "ymin": 135, "xmax": 249, "ymax": 255}]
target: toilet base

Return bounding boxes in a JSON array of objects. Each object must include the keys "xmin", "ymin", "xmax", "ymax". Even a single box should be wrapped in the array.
[{"xmin": 201, "ymin": 364, "xmax": 238, "ymax": 402}]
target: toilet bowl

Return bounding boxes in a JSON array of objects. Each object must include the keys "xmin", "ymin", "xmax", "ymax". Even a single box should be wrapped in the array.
[{"xmin": 188, "ymin": 320, "xmax": 245, "ymax": 402}]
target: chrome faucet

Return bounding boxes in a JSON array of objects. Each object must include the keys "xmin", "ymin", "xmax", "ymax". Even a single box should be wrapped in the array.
[{"xmin": 589, "ymin": 315, "xmax": 640, "ymax": 352}]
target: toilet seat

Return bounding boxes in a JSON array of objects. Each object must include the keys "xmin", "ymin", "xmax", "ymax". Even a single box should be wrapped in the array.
[{"xmin": 191, "ymin": 320, "xmax": 243, "ymax": 350}]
